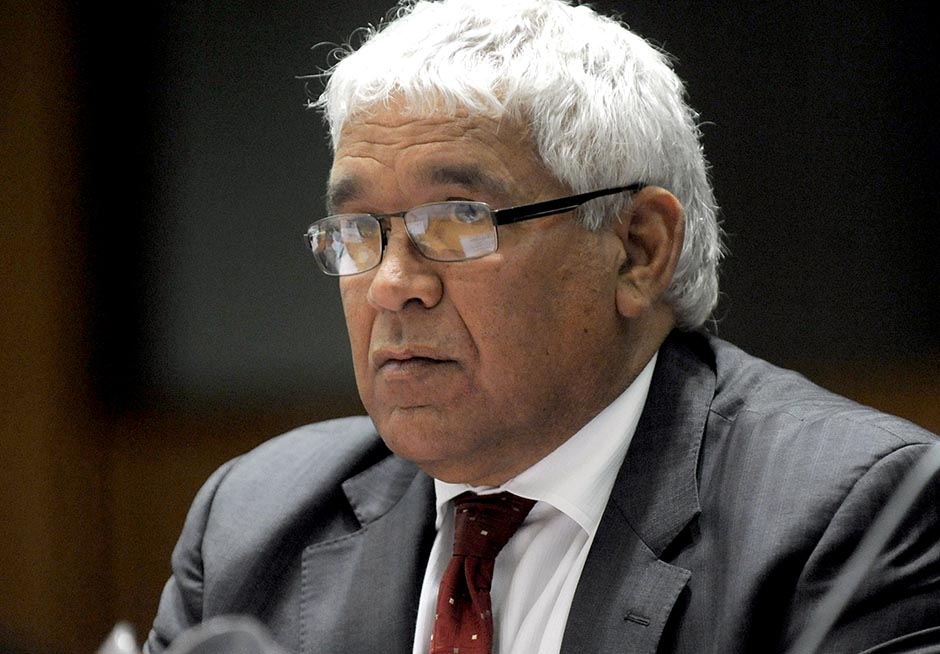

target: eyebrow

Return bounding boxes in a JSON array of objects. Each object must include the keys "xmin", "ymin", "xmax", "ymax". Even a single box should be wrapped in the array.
[
  {"xmin": 426, "ymin": 164, "xmax": 509, "ymax": 198},
  {"xmin": 325, "ymin": 164, "xmax": 510, "ymax": 215},
  {"xmin": 325, "ymin": 177, "xmax": 361, "ymax": 215}
]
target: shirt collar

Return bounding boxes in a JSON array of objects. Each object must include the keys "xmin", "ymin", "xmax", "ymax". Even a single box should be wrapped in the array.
[{"xmin": 434, "ymin": 352, "xmax": 658, "ymax": 536}]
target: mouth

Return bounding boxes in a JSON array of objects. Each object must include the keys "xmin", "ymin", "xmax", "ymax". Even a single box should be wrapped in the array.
[{"xmin": 373, "ymin": 348, "xmax": 455, "ymax": 371}]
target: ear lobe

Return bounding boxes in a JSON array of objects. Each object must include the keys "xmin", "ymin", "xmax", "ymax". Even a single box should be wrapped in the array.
[{"xmin": 613, "ymin": 187, "xmax": 685, "ymax": 319}]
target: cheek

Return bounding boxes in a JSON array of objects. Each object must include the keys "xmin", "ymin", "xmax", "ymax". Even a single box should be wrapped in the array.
[
  {"xmin": 458, "ymin": 278, "xmax": 570, "ymax": 383},
  {"xmin": 473, "ymin": 261, "xmax": 617, "ymax": 373},
  {"xmin": 339, "ymin": 281, "xmax": 373, "ymax": 365}
]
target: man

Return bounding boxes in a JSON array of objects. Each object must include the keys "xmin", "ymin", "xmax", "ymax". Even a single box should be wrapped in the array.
[{"xmin": 146, "ymin": 1, "xmax": 940, "ymax": 652}]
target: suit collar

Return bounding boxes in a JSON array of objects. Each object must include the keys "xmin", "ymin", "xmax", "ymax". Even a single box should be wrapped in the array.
[
  {"xmin": 300, "ymin": 447, "xmax": 436, "ymax": 654},
  {"xmin": 562, "ymin": 331, "xmax": 714, "ymax": 654},
  {"xmin": 341, "ymin": 446, "xmax": 431, "ymax": 526},
  {"xmin": 613, "ymin": 330, "xmax": 712, "ymax": 555}
]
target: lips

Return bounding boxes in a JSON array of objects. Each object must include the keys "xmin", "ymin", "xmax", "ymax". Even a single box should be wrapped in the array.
[{"xmin": 372, "ymin": 347, "xmax": 455, "ymax": 370}]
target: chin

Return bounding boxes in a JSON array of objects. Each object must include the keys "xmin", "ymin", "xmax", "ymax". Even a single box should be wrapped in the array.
[{"xmin": 376, "ymin": 419, "xmax": 476, "ymax": 475}]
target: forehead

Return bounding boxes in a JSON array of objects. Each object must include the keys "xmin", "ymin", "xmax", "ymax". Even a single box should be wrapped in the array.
[{"xmin": 328, "ymin": 106, "xmax": 552, "ymax": 210}]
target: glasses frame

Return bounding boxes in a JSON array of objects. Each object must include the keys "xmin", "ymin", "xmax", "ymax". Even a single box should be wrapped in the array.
[{"xmin": 304, "ymin": 183, "xmax": 645, "ymax": 276}]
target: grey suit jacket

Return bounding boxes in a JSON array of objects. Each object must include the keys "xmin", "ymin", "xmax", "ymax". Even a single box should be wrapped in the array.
[{"xmin": 146, "ymin": 332, "xmax": 940, "ymax": 653}]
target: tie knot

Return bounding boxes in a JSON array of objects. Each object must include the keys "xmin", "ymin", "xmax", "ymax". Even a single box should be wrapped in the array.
[{"xmin": 452, "ymin": 492, "xmax": 536, "ymax": 559}]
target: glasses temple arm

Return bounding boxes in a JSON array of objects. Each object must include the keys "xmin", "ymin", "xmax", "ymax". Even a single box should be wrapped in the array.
[{"xmin": 493, "ymin": 184, "xmax": 644, "ymax": 225}]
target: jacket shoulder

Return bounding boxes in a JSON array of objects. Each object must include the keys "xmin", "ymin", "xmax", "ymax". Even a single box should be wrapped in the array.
[
  {"xmin": 216, "ymin": 416, "xmax": 386, "ymax": 491},
  {"xmin": 197, "ymin": 416, "xmax": 395, "ymax": 548},
  {"xmin": 661, "ymin": 332, "xmax": 940, "ymax": 651},
  {"xmin": 703, "ymin": 333, "xmax": 934, "ymax": 447},
  {"xmin": 147, "ymin": 416, "xmax": 397, "ymax": 651}
]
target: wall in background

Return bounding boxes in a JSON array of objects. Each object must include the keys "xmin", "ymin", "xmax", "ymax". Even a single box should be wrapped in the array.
[
  {"xmin": 2, "ymin": 3, "xmax": 110, "ymax": 651},
  {"xmin": 80, "ymin": 0, "xmax": 940, "ymax": 409},
  {"xmin": 1, "ymin": 1, "xmax": 936, "ymax": 651}
]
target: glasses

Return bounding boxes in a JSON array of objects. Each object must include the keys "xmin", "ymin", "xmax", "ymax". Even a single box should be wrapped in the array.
[{"xmin": 303, "ymin": 184, "xmax": 644, "ymax": 276}]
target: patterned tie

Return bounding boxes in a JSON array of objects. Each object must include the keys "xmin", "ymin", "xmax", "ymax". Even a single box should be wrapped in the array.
[{"xmin": 429, "ymin": 492, "xmax": 536, "ymax": 654}]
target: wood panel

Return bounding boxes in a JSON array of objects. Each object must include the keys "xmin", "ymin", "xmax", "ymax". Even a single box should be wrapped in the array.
[{"xmin": 0, "ymin": 1, "xmax": 110, "ymax": 651}]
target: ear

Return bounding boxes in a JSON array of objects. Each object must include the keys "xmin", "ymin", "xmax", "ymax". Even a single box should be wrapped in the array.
[{"xmin": 612, "ymin": 187, "xmax": 685, "ymax": 319}]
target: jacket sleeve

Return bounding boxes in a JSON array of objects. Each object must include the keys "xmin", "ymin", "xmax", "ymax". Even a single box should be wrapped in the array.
[
  {"xmin": 144, "ymin": 458, "xmax": 240, "ymax": 654},
  {"xmin": 788, "ymin": 441, "xmax": 940, "ymax": 653}
]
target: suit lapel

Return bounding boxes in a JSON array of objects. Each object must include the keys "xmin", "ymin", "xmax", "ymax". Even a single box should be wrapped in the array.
[
  {"xmin": 562, "ymin": 332, "xmax": 714, "ymax": 654},
  {"xmin": 299, "ymin": 452, "xmax": 436, "ymax": 654}
]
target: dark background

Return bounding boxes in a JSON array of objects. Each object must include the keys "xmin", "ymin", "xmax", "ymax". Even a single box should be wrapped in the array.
[
  {"xmin": 80, "ymin": 0, "xmax": 939, "ymax": 408},
  {"xmin": 2, "ymin": 1, "xmax": 937, "ymax": 652}
]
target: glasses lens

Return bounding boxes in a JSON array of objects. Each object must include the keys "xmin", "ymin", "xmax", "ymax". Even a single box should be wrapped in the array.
[
  {"xmin": 307, "ymin": 215, "xmax": 382, "ymax": 275},
  {"xmin": 405, "ymin": 202, "xmax": 497, "ymax": 262}
]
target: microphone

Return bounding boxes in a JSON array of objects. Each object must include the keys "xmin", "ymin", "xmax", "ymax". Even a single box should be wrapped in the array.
[{"xmin": 164, "ymin": 616, "xmax": 292, "ymax": 654}]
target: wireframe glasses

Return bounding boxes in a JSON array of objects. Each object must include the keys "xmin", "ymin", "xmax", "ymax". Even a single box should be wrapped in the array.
[{"xmin": 303, "ymin": 184, "xmax": 644, "ymax": 276}]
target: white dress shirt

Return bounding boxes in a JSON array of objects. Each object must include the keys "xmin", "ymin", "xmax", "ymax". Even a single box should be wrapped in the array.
[{"xmin": 411, "ymin": 353, "xmax": 657, "ymax": 654}]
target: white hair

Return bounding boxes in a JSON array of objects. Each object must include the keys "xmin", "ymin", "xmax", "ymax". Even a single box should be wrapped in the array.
[{"xmin": 312, "ymin": 0, "xmax": 723, "ymax": 329}]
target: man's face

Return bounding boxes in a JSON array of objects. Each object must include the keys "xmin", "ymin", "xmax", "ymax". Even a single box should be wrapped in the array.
[{"xmin": 331, "ymin": 106, "xmax": 635, "ymax": 485}]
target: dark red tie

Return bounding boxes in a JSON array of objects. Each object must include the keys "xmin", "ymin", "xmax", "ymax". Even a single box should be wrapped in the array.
[{"xmin": 429, "ymin": 492, "xmax": 536, "ymax": 654}]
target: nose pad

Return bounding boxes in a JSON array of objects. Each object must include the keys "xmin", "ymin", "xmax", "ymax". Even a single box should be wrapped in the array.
[
  {"xmin": 377, "ymin": 216, "xmax": 421, "ymax": 264},
  {"xmin": 377, "ymin": 219, "xmax": 390, "ymax": 263}
]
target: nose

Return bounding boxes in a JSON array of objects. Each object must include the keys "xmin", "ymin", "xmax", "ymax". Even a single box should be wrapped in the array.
[{"xmin": 366, "ymin": 219, "xmax": 444, "ymax": 311}]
